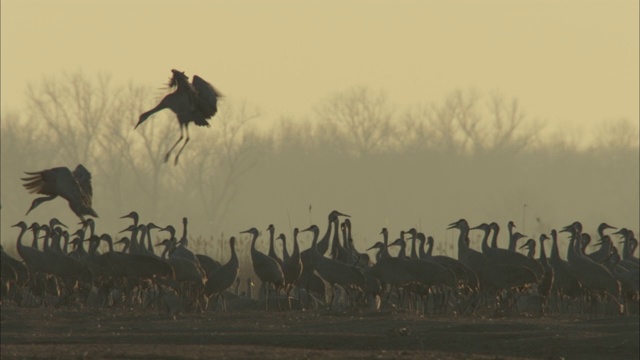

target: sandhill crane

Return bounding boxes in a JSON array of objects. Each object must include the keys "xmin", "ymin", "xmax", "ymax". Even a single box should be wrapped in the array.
[
  {"xmin": 135, "ymin": 69, "xmax": 222, "ymax": 165},
  {"xmin": 22, "ymin": 164, "xmax": 97, "ymax": 221},
  {"xmin": 157, "ymin": 237, "xmax": 206, "ymax": 310},
  {"xmin": 160, "ymin": 225, "xmax": 200, "ymax": 265},
  {"xmin": 367, "ymin": 241, "xmax": 418, "ymax": 308},
  {"xmin": 278, "ymin": 231, "xmax": 303, "ymax": 309},
  {"xmin": 297, "ymin": 210, "xmax": 348, "ymax": 307},
  {"xmin": 447, "ymin": 219, "xmax": 487, "ymax": 280},
  {"xmin": 98, "ymin": 234, "xmax": 175, "ymax": 308},
  {"xmin": 561, "ymin": 222, "xmax": 621, "ymax": 309},
  {"xmin": 242, "ymin": 227, "xmax": 284, "ymax": 311},
  {"xmin": 472, "ymin": 223, "xmax": 543, "ymax": 282},
  {"xmin": 603, "ymin": 252, "xmax": 639, "ymax": 312},
  {"xmin": 204, "ymin": 237, "xmax": 239, "ymax": 311},
  {"xmin": 120, "ymin": 211, "xmax": 140, "ymax": 228},
  {"xmin": 520, "ymin": 236, "xmax": 555, "ymax": 314},
  {"xmin": 615, "ymin": 228, "xmax": 640, "ymax": 267},
  {"xmin": 301, "ymin": 224, "xmax": 366, "ymax": 311},
  {"xmin": 415, "ymin": 232, "xmax": 479, "ymax": 292},
  {"xmin": 196, "ymin": 254, "xmax": 222, "ymax": 282},
  {"xmin": 398, "ymin": 235, "xmax": 458, "ymax": 313},
  {"xmin": 448, "ymin": 219, "xmax": 538, "ymax": 311},
  {"xmin": 588, "ymin": 235, "xmax": 615, "ymax": 264},
  {"xmin": 343, "ymin": 219, "xmax": 366, "ymax": 266},
  {"xmin": 13, "ymin": 222, "xmax": 50, "ymax": 279},
  {"xmin": 548, "ymin": 229, "xmax": 583, "ymax": 308},
  {"xmin": 377, "ymin": 228, "xmax": 393, "ymax": 260},
  {"xmin": 266, "ymin": 224, "xmax": 284, "ymax": 269}
]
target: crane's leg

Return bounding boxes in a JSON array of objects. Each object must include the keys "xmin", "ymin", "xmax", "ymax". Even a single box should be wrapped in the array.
[
  {"xmin": 173, "ymin": 124, "xmax": 190, "ymax": 165},
  {"xmin": 164, "ymin": 125, "xmax": 185, "ymax": 163}
]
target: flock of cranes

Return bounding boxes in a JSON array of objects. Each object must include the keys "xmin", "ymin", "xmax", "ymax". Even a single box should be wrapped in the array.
[
  {"xmin": 1, "ymin": 210, "xmax": 638, "ymax": 317},
  {"xmin": 7, "ymin": 69, "xmax": 637, "ymax": 317}
]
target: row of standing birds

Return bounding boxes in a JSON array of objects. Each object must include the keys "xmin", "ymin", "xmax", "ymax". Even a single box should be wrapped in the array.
[{"xmin": 1, "ymin": 210, "xmax": 639, "ymax": 316}]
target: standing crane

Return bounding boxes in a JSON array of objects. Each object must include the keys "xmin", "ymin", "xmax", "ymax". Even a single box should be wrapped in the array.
[
  {"xmin": 135, "ymin": 69, "xmax": 222, "ymax": 165},
  {"xmin": 242, "ymin": 227, "xmax": 284, "ymax": 311}
]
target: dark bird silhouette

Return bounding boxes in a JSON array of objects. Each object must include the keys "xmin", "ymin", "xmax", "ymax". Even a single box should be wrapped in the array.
[
  {"xmin": 22, "ymin": 164, "xmax": 97, "ymax": 221},
  {"xmin": 135, "ymin": 69, "xmax": 222, "ymax": 165}
]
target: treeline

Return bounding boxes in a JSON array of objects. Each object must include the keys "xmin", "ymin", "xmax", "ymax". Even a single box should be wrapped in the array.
[{"xmin": 1, "ymin": 71, "xmax": 638, "ymax": 262}]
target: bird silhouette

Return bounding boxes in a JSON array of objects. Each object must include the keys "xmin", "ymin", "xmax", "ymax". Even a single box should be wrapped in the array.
[
  {"xmin": 135, "ymin": 69, "xmax": 222, "ymax": 165},
  {"xmin": 22, "ymin": 164, "xmax": 97, "ymax": 221}
]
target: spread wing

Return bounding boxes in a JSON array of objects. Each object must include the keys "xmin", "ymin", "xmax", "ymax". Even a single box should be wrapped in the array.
[
  {"xmin": 22, "ymin": 167, "xmax": 73, "ymax": 197},
  {"xmin": 72, "ymin": 164, "xmax": 94, "ymax": 208},
  {"xmin": 192, "ymin": 75, "xmax": 221, "ymax": 120},
  {"xmin": 22, "ymin": 165, "xmax": 93, "ymax": 210}
]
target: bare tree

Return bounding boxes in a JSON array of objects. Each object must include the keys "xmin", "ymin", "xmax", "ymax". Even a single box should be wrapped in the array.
[
  {"xmin": 401, "ymin": 89, "xmax": 543, "ymax": 155},
  {"xmin": 315, "ymin": 86, "xmax": 396, "ymax": 156},
  {"xmin": 25, "ymin": 70, "xmax": 112, "ymax": 166},
  {"xmin": 591, "ymin": 118, "xmax": 639, "ymax": 151}
]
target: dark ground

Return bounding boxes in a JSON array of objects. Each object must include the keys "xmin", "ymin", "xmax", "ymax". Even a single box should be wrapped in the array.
[{"xmin": 1, "ymin": 305, "xmax": 638, "ymax": 360}]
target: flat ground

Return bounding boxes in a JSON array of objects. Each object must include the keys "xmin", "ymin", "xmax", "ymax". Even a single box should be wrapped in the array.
[{"xmin": 1, "ymin": 306, "xmax": 638, "ymax": 360}]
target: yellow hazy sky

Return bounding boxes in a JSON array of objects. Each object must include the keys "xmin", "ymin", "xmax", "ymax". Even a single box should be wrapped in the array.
[{"xmin": 1, "ymin": 0, "xmax": 638, "ymax": 134}]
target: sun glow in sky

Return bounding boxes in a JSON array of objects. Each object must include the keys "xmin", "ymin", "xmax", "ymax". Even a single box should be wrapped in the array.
[{"xmin": 1, "ymin": 0, "xmax": 638, "ymax": 137}]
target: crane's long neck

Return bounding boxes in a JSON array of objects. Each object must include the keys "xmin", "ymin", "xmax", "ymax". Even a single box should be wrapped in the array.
[
  {"xmin": 268, "ymin": 228, "xmax": 277, "ymax": 258},
  {"xmin": 88, "ymin": 235, "xmax": 100, "ymax": 255},
  {"xmin": 138, "ymin": 226, "xmax": 149, "ymax": 254},
  {"xmin": 281, "ymin": 237, "xmax": 290, "ymax": 261},
  {"xmin": 15, "ymin": 224, "xmax": 28, "ymax": 250},
  {"xmin": 138, "ymin": 101, "xmax": 169, "ymax": 124},
  {"xmin": 426, "ymin": 237, "xmax": 434, "ymax": 257},
  {"xmin": 292, "ymin": 234, "xmax": 300, "ymax": 259},
  {"xmin": 525, "ymin": 243, "xmax": 535, "ymax": 259},
  {"xmin": 508, "ymin": 224, "xmax": 516, "ymax": 252},
  {"xmin": 310, "ymin": 228, "xmax": 322, "ymax": 261},
  {"xmin": 567, "ymin": 232, "xmax": 579, "ymax": 263},
  {"xmin": 146, "ymin": 226, "xmax": 155, "ymax": 255},
  {"xmin": 539, "ymin": 238, "xmax": 549, "ymax": 263},
  {"xmin": 61, "ymin": 233, "xmax": 71, "ymax": 254},
  {"xmin": 30, "ymin": 226, "xmax": 41, "ymax": 248},
  {"xmin": 418, "ymin": 236, "xmax": 427, "ymax": 258},
  {"xmin": 550, "ymin": 232, "xmax": 561, "ymax": 261},
  {"xmin": 330, "ymin": 219, "xmax": 342, "ymax": 259},
  {"xmin": 76, "ymin": 234, "xmax": 87, "ymax": 254},
  {"xmin": 317, "ymin": 216, "xmax": 334, "ymax": 256},
  {"xmin": 456, "ymin": 224, "xmax": 470, "ymax": 260},
  {"xmin": 229, "ymin": 239, "xmax": 238, "ymax": 266},
  {"xmin": 381, "ymin": 231, "xmax": 391, "ymax": 259},
  {"xmin": 130, "ymin": 227, "xmax": 140, "ymax": 253},
  {"xmin": 481, "ymin": 229, "xmax": 491, "ymax": 254},
  {"xmin": 396, "ymin": 240, "xmax": 406, "ymax": 259},
  {"xmin": 119, "ymin": 239, "xmax": 130, "ymax": 254},
  {"xmin": 409, "ymin": 234, "xmax": 418, "ymax": 260},
  {"xmin": 250, "ymin": 232, "xmax": 259, "ymax": 260},
  {"xmin": 104, "ymin": 237, "xmax": 114, "ymax": 254},
  {"xmin": 341, "ymin": 224, "xmax": 348, "ymax": 249},
  {"xmin": 490, "ymin": 227, "xmax": 499, "ymax": 248},
  {"xmin": 181, "ymin": 221, "xmax": 189, "ymax": 247}
]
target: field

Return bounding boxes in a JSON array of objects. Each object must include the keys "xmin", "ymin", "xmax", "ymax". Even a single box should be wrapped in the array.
[{"xmin": 2, "ymin": 304, "xmax": 638, "ymax": 360}]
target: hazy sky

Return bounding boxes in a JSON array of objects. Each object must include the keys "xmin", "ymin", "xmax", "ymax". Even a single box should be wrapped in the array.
[{"xmin": 1, "ymin": 0, "xmax": 638, "ymax": 135}]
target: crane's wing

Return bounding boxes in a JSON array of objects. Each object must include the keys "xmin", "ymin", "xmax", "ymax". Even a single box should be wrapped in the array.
[
  {"xmin": 22, "ymin": 167, "xmax": 73, "ymax": 196},
  {"xmin": 72, "ymin": 164, "xmax": 94, "ymax": 208},
  {"xmin": 192, "ymin": 75, "xmax": 221, "ymax": 119},
  {"xmin": 22, "ymin": 166, "xmax": 90, "ymax": 209}
]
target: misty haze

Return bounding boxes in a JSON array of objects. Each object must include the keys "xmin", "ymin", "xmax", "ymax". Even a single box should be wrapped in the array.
[
  {"xmin": 1, "ymin": 73, "xmax": 638, "ymax": 257},
  {"xmin": 1, "ymin": 1, "xmax": 638, "ymax": 359}
]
